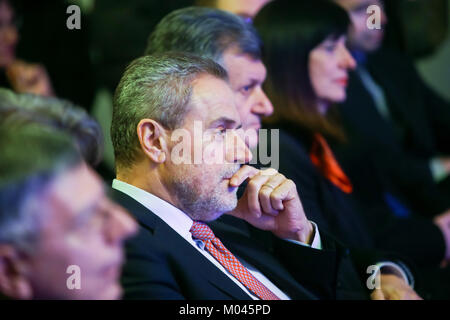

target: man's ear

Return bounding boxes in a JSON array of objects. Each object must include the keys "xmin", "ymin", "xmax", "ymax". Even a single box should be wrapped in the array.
[
  {"xmin": 137, "ymin": 119, "xmax": 168, "ymax": 164},
  {"xmin": 0, "ymin": 245, "xmax": 33, "ymax": 300}
]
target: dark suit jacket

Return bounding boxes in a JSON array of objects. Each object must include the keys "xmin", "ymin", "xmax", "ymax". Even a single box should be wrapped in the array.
[
  {"xmin": 111, "ymin": 188, "xmax": 371, "ymax": 300},
  {"xmin": 336, "ymin": 48, "xmax": 450, "ymax": 216},
  {"xmin": 268, "ymin": 123, "xmax": 445, "ymax": 268}
]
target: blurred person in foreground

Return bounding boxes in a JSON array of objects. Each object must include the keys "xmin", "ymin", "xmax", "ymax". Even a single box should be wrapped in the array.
[
  {"xmin": 254, "ymin": 0, "xmax": 450, "ymax": 299},
  {"xmin": 0, "ymin": 98, "xmax": 137, "ymax": 300},
  {"xmin": 0, "ymin": 88, "xmax": 102, "ymax": 167}
]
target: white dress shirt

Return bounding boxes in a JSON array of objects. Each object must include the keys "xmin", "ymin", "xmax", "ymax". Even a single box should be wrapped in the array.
[{"xmin": 112, "ymin": 179, "xmax": 324, "ymax": 300}]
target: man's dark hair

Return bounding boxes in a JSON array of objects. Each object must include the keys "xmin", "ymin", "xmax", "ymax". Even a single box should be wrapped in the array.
[
  {"xmin": 111, "ymin": 52, "xmax": 228, "ymax": 171},
  {"xmin": 0, "ymin": 89, "xmax": 103, "ymax": 167},
  {"xmin": 145, "ymin": 6, "xmax": 262, "ymax": 64}
]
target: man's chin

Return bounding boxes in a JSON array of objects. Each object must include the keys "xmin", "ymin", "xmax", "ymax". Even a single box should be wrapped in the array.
[{"xmin": 195, "ymin": 196, "xmax": 238, "ymax": 222}]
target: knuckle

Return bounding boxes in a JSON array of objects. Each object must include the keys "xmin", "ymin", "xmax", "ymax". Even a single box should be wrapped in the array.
[
  {"xmin": 275, "ymin": 173, "xmax": 285, "ymax": 180},
  {"xmin": 270, "ymin": 192, "xmax": 282, "ymax": 201},
  {"xmin": 248, "ymin": 180, "xmax": 259, "ymax": 189},
  {"xmin": 260, "ymin": 185, "xmax": 273, "ymax": 194},
  {"xmin": 286, "ymin": 179, "xmax": 296, "ymax": 189}
]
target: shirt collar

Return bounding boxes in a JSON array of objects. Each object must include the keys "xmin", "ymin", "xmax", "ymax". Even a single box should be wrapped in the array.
[{"xmin": 112, "ymin": 179, "xmax": 194, "ymax": 241}]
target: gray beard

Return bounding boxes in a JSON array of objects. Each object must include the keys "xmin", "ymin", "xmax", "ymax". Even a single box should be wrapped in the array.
[
  {"xmin": 173, "ymin": 178, "xmax": 238, "ymax": 222},
  {"xmin": 171, "ymin": 166, "xmax": 240, "ymax": 221}
]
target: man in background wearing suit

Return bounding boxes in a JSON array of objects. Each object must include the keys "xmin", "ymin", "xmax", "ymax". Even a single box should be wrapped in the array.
[{"xmin": 333, "ymin": 0, "xmax": 450, "ymax": 223}]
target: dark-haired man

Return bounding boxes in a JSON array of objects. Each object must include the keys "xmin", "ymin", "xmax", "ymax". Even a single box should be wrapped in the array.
[{"xmin": 333, "ymin": 0, "xmax": 450, "ymax": 218}]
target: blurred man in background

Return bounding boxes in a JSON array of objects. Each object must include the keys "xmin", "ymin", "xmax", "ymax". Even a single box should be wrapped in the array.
[{"xmin": 333, "ymin": 0, "xmax": 450, "ymax": 222}]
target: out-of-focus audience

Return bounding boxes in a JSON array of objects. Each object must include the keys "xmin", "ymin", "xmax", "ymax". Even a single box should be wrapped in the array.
[
  {"xmin": 332, "ymin": 0, "xmax": 450, "ymax": 219},
  {"xmin": 254, "ymin": 0, "xmax": 450, "ymax": 299},
  {"xmin": 0, "ymin": 0, "xmax": 449, "ymax": 300},
  {"xmin": 0, "ymin": 0, "xmax": 53, "ymax": 96}
]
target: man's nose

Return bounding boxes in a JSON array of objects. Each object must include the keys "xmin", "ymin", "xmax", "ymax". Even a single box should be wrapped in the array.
[
  {"xmin": 106, "ymin": 203, "xmax": 138, "ymax": 244},
  {"xmin": 250, "ymin": 87, "xmax": 274, "ymax": 117},
  {"xmin": 225, "ymin": 129, "xmax": 253, "ymax": 164}
]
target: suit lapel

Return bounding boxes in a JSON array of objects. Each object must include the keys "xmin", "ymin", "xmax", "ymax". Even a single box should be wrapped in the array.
[
  {"xmin": 368, "ymin": 55, "xmax": 435, "ymax": 153},
  {"xmin": 341, "ymin": 70, "xmax": 402, "ymax": 151},
  {"xmin": 110, "ymin": 188, "xmax": 252, "ymax": 300}
]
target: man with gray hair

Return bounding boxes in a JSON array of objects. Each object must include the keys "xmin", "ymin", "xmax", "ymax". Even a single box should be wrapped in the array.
[
  {"xmin": 146, "ymin": 7, "xmax": 273, "ymax": 150},
  {"xmin": 0, "ymin": 125, "xmax": 137, "ymax": 299},
  {"xmin": 109, "ymin": 50, "xmax": 394, "ymax": 300}
]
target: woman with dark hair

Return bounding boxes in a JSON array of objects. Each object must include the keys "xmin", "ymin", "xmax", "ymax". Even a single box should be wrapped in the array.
[
  {"xmin": 254, "ymin": 0, "xmax": 450, "ymax": 299},
  {"xmin": 254, "ymin": 0, "xmax": 374, "ymax": 249}
]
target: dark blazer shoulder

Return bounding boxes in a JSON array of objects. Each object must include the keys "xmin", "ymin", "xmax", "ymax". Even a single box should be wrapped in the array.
[{"xmin": 110, "ymin": 188, "xmax": 252, "ymax": 300}]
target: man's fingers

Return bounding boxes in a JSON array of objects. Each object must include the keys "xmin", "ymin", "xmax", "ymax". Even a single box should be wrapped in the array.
[
  {"xmin": 260, "ymin": 168, "xmax": 278, "ymax": 176},
  {"xmin": 259, "ymin": 173, "xmax": 286, "ymax": 215},
  {"xmin": 229, "ymin": 165, "xmax": 260, "ymax": 187},
  {"xmin": 269, "ymin": 179, "xmax": 296, "ymax": 210},
  {"xmin": 246, "ymin": 174, "xmax": 270, "ymax": 218},
  {"xmin": 231, "ymin": 167, "xmax": 291, "ymax": 218}
]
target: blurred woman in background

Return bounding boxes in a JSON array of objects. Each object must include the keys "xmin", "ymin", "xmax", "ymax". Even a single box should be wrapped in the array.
[
  {"xmin": 254, "ymin": 0, "xmax": 372, "ymax": 249},
  {"xmin": 254, "ymin": 0, "xmax": 450, "ymax": 299}
]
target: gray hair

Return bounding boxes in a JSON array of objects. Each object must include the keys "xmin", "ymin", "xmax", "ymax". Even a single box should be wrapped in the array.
[
  {"xmin": 111, "ymin": 52, "xmax": 228, "ymax": 170},
  {"xmin": 145, "ymin": 7, "xmax": 262, "ymax": 64},
  {"xmin": 0, "ymin": 89, "xmax": 103, "ymax": 167},
  {"xmin": 0, "ymin": 125, "xmax": 82, "ymax": 253}
]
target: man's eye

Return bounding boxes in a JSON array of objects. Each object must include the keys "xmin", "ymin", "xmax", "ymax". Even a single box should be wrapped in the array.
[
  {"xmin": 323, "ymin": 43, "xmax": 336, "ymax": 52},
  {"xmin": 240, "ymin": 85, "xmax": 252, "ymax": 94},
  {"xmin": 216, "ymin": 128, "xmax": 227, "ymax": 135}
]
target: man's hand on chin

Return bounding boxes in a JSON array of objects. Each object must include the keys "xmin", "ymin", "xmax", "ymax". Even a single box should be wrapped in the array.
[
  {"xmin": 370, "ymin": 274, "xmax": 423, "ymax": 300},
  {"xmin": 226, "ymin": 165, "xmax": 314, "ymax": 244}
]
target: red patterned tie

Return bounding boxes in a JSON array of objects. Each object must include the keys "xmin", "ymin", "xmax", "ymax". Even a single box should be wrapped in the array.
[{"xmin": 190, "ymin": 221, "xmax": 280, "ymax": 300}]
